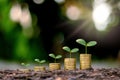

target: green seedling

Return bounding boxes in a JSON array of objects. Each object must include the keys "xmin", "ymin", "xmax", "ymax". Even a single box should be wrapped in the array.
[
  {"xmin": 62, "ymin": 46, "xmax": 79, "ymax": 58},
  {"xmin": 49, "ymin": 53, "xmax": 62, "ymax": 63},
  {"xmin": 34, "ymin": 59, "xmax": 46, "ymax": 66},
  {"xmin": 21, "ymin": 62, "xmax": 30, "ymax": 69},
  {"xmin": 76, "ymin": 39, "xmax": 97, "ymax": 54}
]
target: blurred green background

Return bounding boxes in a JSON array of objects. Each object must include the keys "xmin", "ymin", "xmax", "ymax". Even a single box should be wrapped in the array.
[
  {"xmin": 0, "ymin": 0, "xmax": 48, "ymax": 62},
  {"xmin": 0, "ymin": 0, "xmax": 120, "ymax": 65}
]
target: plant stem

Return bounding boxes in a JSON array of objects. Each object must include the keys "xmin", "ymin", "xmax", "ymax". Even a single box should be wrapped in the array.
[
  {"xmin": 70, "ymin": 52, "xmax": 71, "ymax": 58},
  {"xmin": 39, "ymin": 63, "xmax": 41, "ymax": 66},
  {"xmin": 85, "ymin": 45, "xmax": 87, "ymax": 54},
  {"xmin": 55, "ymin": 58, "xmax": 56, "ymax": 63}
]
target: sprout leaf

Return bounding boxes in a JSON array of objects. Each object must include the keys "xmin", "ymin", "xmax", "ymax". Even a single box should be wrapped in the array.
[
  {"xmin": 26, "ymin": 64, "xmax": 30, "ymax": 67},
  {"xmin": 40, "ymin": 60, "xmax": 46, "ymax": 64},
  {"xmin": 21, "ymin": 63, "xmax": 30, "ymax": 67},
  {"xmin": 21, "ymin": 63, "xmax": 25, "ymax": 66},
  {"xmin": 49, "ymin": 53, "xmax": 56, "ymax": 59},
  {"xmin": 71, "ymin": 48, "xmax": 79, "ymax": 53},
  {"xmin": 62, "ymin": 46, "xmax": 70, "ymax": 52},
  {"xmin": 56, "ymin": 55, "xmax": 62, "ymax": 59},
  {"xmin": 87, "ymin": 41, "xmax": 97, "ymax": 47},
  {"xmin": 76, "ymin": 39, "xmax": 86, "ymax": 46},
  {"xmin": 34, "ymin": 59, "xmax": 40, "ymax": 62}
]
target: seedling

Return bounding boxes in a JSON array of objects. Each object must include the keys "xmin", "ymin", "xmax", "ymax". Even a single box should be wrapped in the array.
[
  {"xmin": 49, "ymin": 53, "xmax": 62, "ymax": 63},
  {"xmin": 62, "ymin": 46, "xmax": 79, "ymax": 58},
  {"xmin": 76, "ymin": 39, "xmax": 97, "ymax": 54},
  {"xmin": 21, "ymin": 62, "xmax": 30, "ymax": 69},
  {"xmin": 34, "ymin": 59, "xmax": 46, "ymax": 66}
]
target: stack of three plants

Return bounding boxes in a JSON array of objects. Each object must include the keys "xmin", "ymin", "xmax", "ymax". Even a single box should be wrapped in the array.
[{"xmin": 20, "ymin": 54, "xmax": 62, "ymax": 72}]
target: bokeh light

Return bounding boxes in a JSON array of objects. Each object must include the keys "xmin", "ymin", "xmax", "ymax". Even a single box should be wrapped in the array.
[
  {"xmin": 10, "ymin": 3, "xmax": 32, "ymax": 28},
  {"xmin": 10, "ymin": 3, "xmax": 22, "ymax": 22},
  {"xmin": 33, "ymin": 0, "xmax": 45, "ymax": 4},
  {"xmin": 66, "ymin": 5, "xmax": 81, "ymax": 20},
  {"xmin": 54, "ymin": 0, "xmax": 65, "ymax": 4},
  {"xmin": 19, "ymin": 7, "xmax": 32, "ymax": 28},
  {"xmin": 92, "ymin": 1, "xmax": 111, "ymax": 31},
  {"xmin": 118, "ymin": 2, "xmax": 120, "ymax": 10}
]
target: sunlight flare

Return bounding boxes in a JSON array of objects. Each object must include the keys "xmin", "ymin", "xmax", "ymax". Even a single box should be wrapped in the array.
[{"xmin": 92, "ymin": 2, "xmax": 111, "ymax": 31}]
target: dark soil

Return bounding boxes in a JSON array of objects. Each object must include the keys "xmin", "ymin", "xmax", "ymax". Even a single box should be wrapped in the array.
[{"xmin": 0, "ymin": 68, "xmax": 120, "ymax": 80}]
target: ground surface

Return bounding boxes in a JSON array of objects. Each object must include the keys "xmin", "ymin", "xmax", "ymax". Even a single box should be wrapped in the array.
[
  {"xmin": 0, "ymin": 60, "xmax": 119, "ymax": 69},
  {"xmin": 0, "ymin": 68, "xmax": 120, "ymax": 80},
  {"xmin": 0, "ymin": 60, "xmax": 119, "ymax": 80}
]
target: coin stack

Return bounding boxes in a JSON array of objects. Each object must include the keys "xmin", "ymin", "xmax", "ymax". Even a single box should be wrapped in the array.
[
  {"xmin": 19, "ymin": 69, "xmax": 30, "ymax": 73},
  {"xmin": 49, "ymin": 63, "xmax": 61, "ymax": 71},
  {"xmin": 34, "ymin": 66, "xmax": 46, "ymax": 71},
  {"xmin": 80, "ymin": 54, "xmax": 91, "ymax": 69},
  {"xmin": 64, "ymin": 58, "xmax": 76, "ymax": 70}
]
